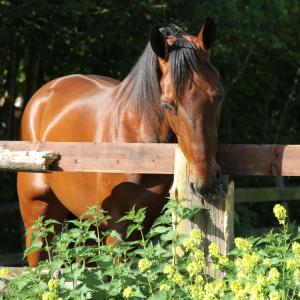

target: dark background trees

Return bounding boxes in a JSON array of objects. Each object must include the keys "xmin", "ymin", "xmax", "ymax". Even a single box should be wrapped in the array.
[{"xmin": 0, "ymin": 0, "xmax": 299, "ymax": 254}]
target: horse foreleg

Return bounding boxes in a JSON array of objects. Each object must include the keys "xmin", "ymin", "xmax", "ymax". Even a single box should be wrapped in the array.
[{"xmin": 17, "ymin": 173, "xmax": 69, "ymax": 267}]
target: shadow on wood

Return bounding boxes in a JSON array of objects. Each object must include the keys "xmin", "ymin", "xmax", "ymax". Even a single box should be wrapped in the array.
[{"xmin": 170, "ymin": 146, "xmax": 234, "ymax": 277}]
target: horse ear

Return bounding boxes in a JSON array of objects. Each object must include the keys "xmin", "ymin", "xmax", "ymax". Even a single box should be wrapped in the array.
[
  {"xmin": 197, "ymin": 17, "xmax": 216, "ymax": 50},
  {"xmin": 150, "ymin": 26, "xmax": 168, "ymax": 59}
]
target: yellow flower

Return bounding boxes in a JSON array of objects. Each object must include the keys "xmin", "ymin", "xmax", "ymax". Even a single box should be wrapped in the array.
[
  {"xmin": 294, "ymin": 269, "xmax": 300, "ymax": 285},
  {"xmin": 190, "ymin": 228, "xmax": 202, "ymax": 246},
  {"xmin": 189, "ymin": 284, "xmax": 204, "ymax": 299},
  {"xmin": 218, "ymin": 255, "xmax": 229, "ymax": 266},
  {"xmin": 191, "ymin": 249, "xmax": 205, "ymax": 268},
  {"xmin": 138, "ymin": 258, "xmax": 152, "ymax": 272},
  {"xmin": 187, "ymin": 261, "xmax": 199, "ymax": 277},
  {"xmin": 234, "ymin": 237, "xmax": 252, "ymax": 252},
  {"xmin": 237, "ymin": 271, "xmax": 247, "ymax": 280},
  {"xmin": 208, "ymin": 243, "xmax": 219, "ymax": 258},
  {"xmin": 195, "ymin": 274, "xmax": 204, "ymax": 285},
  {"xmin": 172, "ymin": 272, "xmax": 184, "ymax": 286},
  {"xmin": 267, "ymin": 267, "xmax": 280, "ymax": 284},
  {"xmin": 212, "ymin": 280, "xmax": 226, "ymax": 297},
  {"xmin": 273, "ymin": 204, "xmax": 286, "ymax": 225},
  {"xmin": 234, "ymin": 289, "xmax": 248, "ymax": 299},
  {"xmin": 183, "ymin": 238, "xmax": 195, "ymax": 251},
  {"xmin": 256, "ymin": 274, "xmax": 266, "ymax": 286},
  {"xmin": 292, "ymin": 242, "xmax": 300, "ymax": 256},
  {"xmin": 263, "ymin": 258, "xmax": 271, "ymax": 266},
  {"xmin": 0, "ymin": 267, "xmax": 9, "ymax": 277},
  {"xmin": 230, "ymin": 280, "xmax": 241, "ymax": 294},
  {"xmin": 250, "ymin": 293, "xmax": 264, "ymax": 300},
  {"xmin": 48, "ymin": 278, "xmax": 58, "ymax": 291},
  {"xmin": 269, "ymin": 290, "xmax": 281, "ymax": 300},
  {"xmin": 204, "ymin": 282, "xmax": 214, "ymax": 295},
  {"xmin": 41, "ymin": 291, "xmax": 55, "ymax": 300},
  {"xmin": 123, "ymin": 287, "xmax": 134, "ymax": 298},
  {"xmin": 235, "ymin": 253, "xmax": 259, "ymax": 273},
  {"xmin": 287, "ymin": 258, "xmax": 298, "ymax": 270},
  {"xmin": 163, "ymin": 264, "xmax": 175, "ymax": 278},
  {"xmin": 252, "ymin": 283, "xmax": 262, "ymax": 293},
  {"xmin": 159, "ymin": 283, "xmax": 171, "ymax": 291}
]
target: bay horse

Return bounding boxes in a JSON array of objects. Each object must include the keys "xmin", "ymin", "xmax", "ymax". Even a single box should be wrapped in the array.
[{"xmin": 17, "ymin": 17, "xmax": 224, "ymax": 267}]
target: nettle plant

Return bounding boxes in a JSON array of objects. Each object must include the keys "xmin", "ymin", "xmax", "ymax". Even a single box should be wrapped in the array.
[{"xmin": 0, "ymin": 201, "xmax": 299, "ymax": 300}]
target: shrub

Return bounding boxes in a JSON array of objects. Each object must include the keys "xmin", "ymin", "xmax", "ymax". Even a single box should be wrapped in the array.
[{"xmin": 0, "ymin": 200, "xmax": 299, "ymax": 300}]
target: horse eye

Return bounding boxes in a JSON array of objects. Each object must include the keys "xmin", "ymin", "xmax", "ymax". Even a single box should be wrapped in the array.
[{"xmin": 160, "ymin": 101, "xmax": 174, "ymax": 112}]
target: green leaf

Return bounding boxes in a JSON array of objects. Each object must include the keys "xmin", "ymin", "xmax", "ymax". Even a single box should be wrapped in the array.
[
  {"xmin": 160, "ymin": 230, "xmax": 176, "ymax": 242},
  {"xmin": 89, "ymin": 255, "xmax": 112, "ymax": 268},
  {"xmin": 126, "ymin": 224, "xmax": 140, "ymax": 239},
  {"xmin": 148, "ymin": 291, "xmax": 168, "ymax": 300},
  {"xmin": 25, "ymin": 240, "xmax": 43, "ymax": 255},
  {"xmin": 149, "ymin": 226, "xmax": 169, "ymax": 234}
]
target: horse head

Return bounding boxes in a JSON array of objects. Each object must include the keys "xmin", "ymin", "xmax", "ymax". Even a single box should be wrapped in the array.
[{"xmin": 150, "ymin": 17, "xmax": 224, "ymax": 197}]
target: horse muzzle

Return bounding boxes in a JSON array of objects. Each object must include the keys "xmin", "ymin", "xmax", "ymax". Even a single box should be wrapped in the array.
[{"xmin": 189, "ymin": 165, "xmax": 222, "ymax": 198}]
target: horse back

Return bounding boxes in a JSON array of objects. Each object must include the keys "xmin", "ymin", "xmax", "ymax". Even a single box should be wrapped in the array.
[{"xmin": 20, "ymin": 74, "xmax": 119, "ymax": 142}]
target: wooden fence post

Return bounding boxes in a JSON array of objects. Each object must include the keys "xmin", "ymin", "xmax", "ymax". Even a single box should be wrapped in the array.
[{"xmin": 170, "ymin": 145, "xmax": 234, "ymax": 274}]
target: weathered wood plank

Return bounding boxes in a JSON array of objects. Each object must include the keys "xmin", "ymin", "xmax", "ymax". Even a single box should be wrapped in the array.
[
  {"xmin": 0, "ymin": 141, "xmax": 175, "ymax": 174},
  {"xmin": 0, "ymin": 147, "xmax": 59, "ymax": 172},
  {"xmin": 170, "ymin": 146, "xmax": 234, "ymax": 277},
  {"xmin": 217, "ymin": 144, "xmax": 300, "ymax": 176},
  {"xmin": 1, "ymin": 142, "xmax": 300, "ymax": 175}
]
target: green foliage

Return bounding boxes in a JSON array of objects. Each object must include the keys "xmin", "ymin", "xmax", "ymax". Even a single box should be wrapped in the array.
[{"xmin": 0, "ymin": 202, "xmax": 299, "ymax": 300}]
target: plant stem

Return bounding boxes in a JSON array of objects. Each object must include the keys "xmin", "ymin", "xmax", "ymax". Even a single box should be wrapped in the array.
[
  {"xmin": 147, "ymin": 273, "xmax": 153, "ymax": 295},
  {"xmin": 282, "ymin": 223, "xmax": 288, "ymax": 300},
  {"xmin": 44, "ymin": 237, "xmax": 52, "ymax": 263},
  {"xmin": 96, "ymin": 224, "xmax": 101, "ymax": 257}
]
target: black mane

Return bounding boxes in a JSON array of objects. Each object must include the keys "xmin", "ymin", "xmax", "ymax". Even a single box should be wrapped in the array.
[{"xmin": 116, "ymin": 24, "xmax": 207, "ymax": 121}]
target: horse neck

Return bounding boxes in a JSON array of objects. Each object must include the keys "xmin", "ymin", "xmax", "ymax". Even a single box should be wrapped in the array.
[{"xmin": 108, "ymin": 78, "xmax": 174, "ymax": 143}]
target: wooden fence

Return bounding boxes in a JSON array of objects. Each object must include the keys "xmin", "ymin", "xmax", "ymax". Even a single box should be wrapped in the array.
[
  {"xmin": 2, "ymin": 141, "xmax": 300, "ymax": 175},
  {"xmin": 1, "ymin": 141, "xmax": 300, "ymax": 271}
]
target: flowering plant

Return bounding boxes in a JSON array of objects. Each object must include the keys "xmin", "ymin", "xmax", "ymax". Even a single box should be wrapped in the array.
[
  {"xmin": 220, "ymin": 204, "xmax": 300, "ymax": 299},
  {"xmin": 1, "ymin": 201, "xmax": 299, "ymax": 300}
]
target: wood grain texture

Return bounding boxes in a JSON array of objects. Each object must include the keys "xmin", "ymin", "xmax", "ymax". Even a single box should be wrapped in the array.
[
  {"xmin": 217, "ymin": 144, "xmax": 300, "ymax": 176},
  {"xmin": 170, "ymin": 146, "xmax": 234, "ymax": 278},
  {"xmin": 1, "ymin": 141, "xmax": 300, "ymax": 175},
  {"xmin": 0, "ymin": 141, "xmax": 175, "ymax": 174},
  {"xmin": 0, "ymin": 147, "xmax": 59, "ymax": 172}
]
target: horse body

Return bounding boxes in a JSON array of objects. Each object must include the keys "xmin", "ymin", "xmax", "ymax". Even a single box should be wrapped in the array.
[
  {"xmin": 18, "ymin": 74, "xmax": 173, "ymax": 265},
  {"xmin": 18, "ymin": 18, "xmax": 224, "ymax": 266}
]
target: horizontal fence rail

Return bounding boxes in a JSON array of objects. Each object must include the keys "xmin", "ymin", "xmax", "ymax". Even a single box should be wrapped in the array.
[
  {"xmin": 1, "ymin": 142, "xmax": 300, "ymax": 175},
  {"xmin": 235, "ymin": 187, "xmax": 300, "ymax": 203}
]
